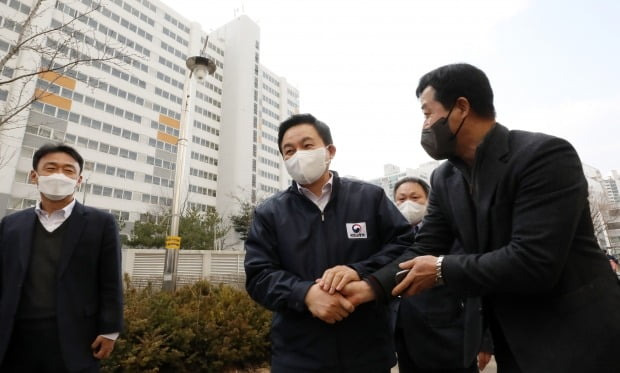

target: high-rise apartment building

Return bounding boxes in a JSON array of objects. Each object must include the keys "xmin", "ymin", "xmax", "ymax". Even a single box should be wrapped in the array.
[
  {"xmin": 212, "ymin": 17, "xmax": 297, "ymax": 219},
  {"xmin": 0, "ymin": 0, "xmax": 298, "ymax": 239}
]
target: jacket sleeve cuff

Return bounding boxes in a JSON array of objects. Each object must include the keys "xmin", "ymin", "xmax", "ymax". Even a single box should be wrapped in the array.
[
  {"xmin": 100, "ymin": 332, "xmax": 119, "ymax": 341},
  {"xmin": 347, "ymin": 264, "xmax": 364, "ymax": 277},
  {"xmin": 364, "ymin": 276, "xmax": 387, "ymax": 303},
  {"xmin": 442, "ymin": 254, "xmax": 464, "ymax": 290},
  {"xmin": 288, "ymin": 280, "xmax": 314, "ymax": 312}
]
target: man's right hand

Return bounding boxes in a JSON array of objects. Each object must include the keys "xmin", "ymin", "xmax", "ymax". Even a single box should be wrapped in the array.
[{"xmin": 305, "ymin": 284, "xmax": 355, "ymax": 324}]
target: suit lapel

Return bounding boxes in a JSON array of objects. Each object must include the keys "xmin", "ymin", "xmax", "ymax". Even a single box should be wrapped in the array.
[
  {"xmin": 18, "ymin": 209, "xmax": 37, "ymax": 273},
  {"xmin": 58, "ymin": 202, "xmax": 87, "ymax": 277},
  {"xmin": 474, "ymin": 124, "xmax": 511, "ymax": 252},
  {"xmin": 446, "ymin": 167, "xmax": 480, "ymax": 253}
]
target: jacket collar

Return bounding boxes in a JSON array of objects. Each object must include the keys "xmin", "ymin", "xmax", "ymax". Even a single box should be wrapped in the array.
[
  {"xmin": 34, "ymin": 198, "xmax": 77, "ymax": 220},
  {"xmin": 290, "ymin": 170, "xmax": 341, "ymax": 197},
  {"xmin": 448, "ymin": 123, "xmax": 510, "ymax": 179},
  {"xmin": 445, "ymin": 123, "xmax": 511, "ymax": 252}
]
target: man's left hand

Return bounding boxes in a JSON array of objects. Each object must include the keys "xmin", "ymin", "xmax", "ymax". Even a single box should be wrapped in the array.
[
  {"xmin": 91, "ymin": 335, "xmax": 115, "ymax": 359},
  {"xmin": 392, "ymin": 255, "xmax": 438, "ymax": 297}
]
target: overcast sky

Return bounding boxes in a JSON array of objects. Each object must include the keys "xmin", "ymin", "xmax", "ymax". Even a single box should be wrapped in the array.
[{"xmin": 161, "ymin": 0, "xmax": 620, "ymax": 180}]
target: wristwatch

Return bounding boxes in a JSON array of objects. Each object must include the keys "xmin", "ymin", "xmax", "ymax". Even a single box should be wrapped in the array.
[{"xmin": 435, "ymin": 255, "xmax": 445, "ymax": 285}]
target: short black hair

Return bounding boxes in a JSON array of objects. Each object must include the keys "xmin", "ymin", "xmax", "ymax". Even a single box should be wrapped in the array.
[
  {"xmin": 277, "ymin": 113, "xmax": 333, "ymax": 153},
  {"xmin": 415, "ymin": 63, "xmax": 495, "ymax": 119},
  {"xmin": 393, "ymin": 177, "xmax": 430, "ymax": 199},
  {"xmin": 33, "ymin": 143, "xmax": 84, "ymax": 174}
]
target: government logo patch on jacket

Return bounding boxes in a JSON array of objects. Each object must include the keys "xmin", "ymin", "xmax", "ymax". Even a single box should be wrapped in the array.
[{"xmin": 346, "ymin": 222, "xmax": 367, "ymax": 239}]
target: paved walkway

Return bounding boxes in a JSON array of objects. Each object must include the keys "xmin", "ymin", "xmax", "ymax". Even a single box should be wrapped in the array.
[
  {"xmin": 253, "ymin": 356, "xmax": 498, "ymax": 372},
  {"xmin": 391, "ymin": 357, "xmax": 497, "ymax": 373}
]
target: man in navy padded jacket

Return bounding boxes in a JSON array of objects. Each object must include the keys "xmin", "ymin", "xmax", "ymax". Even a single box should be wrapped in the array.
[{"xmin": 244, "ymin": 113, "xmax": 414, "ymax": 372}]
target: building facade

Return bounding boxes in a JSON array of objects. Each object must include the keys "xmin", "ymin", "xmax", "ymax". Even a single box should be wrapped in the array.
[{"xmin": 0, "ymin": 0, "xmax": 298, "ymax": 241}]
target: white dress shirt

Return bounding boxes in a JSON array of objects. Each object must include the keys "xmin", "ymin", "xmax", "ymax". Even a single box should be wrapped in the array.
[
  {"xmin": 34, "ymin": 199, "xmax": 119, "ymax": 341},
  {"xmin": 35, "ymin": 199, "xmax": 76, "ymax": 232},
  {"xmin": 297, "ymin": 173, "xmax": 333, "ymax": 212}
]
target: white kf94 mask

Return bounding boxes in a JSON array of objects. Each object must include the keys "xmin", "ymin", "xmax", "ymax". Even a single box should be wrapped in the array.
[
  {"xmin": 284, "ymin": 147, "xmax": 330, "ymax": 185},
  {"xmin": 37, "ymin": 173, "xmax": 78, "ymax": 201}
]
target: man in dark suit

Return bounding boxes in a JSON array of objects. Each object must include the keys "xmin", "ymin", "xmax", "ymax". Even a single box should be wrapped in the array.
[
  {"xmin": 338, "ymin": 63, "xmax": 620, "ymax": 372},
  {"xmin": 391, "ymin": 177, "xmax": 492, "ymax": 373},
  {"xmin": 0, "ymin": 144, "xmax": 123, "ymax": 372}
]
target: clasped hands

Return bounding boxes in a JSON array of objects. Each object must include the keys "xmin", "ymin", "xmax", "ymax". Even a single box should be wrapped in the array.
[{"xmin": 304, "ymin": 256, "xmax": 439, "ymax": 324}]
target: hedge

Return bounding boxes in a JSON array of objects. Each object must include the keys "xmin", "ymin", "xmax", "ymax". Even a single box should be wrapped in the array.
[{"xmin": 102, "ymin": 279, "xmax": 271, "ymax": 372}]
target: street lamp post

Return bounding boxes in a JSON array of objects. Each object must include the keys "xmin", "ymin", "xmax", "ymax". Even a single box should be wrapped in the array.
[
  {"xmin": 81, "ymin": 172, "xmax": 91, "ymax": 205},
  {"xmin": 162, "ymin": 56, "xmax": 216, "ymax": 292}
]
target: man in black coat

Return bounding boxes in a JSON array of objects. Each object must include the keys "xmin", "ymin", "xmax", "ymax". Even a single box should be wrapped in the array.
[
  {"xmin": 0, "ymin": 144, "xmax": 123, "ymax": 372},
  {"xmin": 335, "ymin": 63, "xmax": 620, "ymax": 373}
]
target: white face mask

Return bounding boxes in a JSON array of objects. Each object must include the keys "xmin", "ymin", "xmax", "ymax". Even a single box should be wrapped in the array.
[
  {"xmin": 397, "ymin": 200, "xmax": 427, "ymax": 225},
  {"xmin": 36, "ymin": 173, "xmax": 78, "ymax": 201},
  {"xmin": 285, "ymin": 147, "xmax": 330, "ymax": 185}
]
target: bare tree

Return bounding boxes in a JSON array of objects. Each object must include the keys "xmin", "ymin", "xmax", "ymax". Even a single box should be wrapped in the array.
[{"xmin": 0, "ymin": 0, "xmax": 134, "ymax": 129}]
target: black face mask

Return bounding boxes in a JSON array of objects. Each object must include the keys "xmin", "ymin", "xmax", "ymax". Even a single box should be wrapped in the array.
[{"xmin": 420, "ymin": 106, "xmax": 466, "ymax": 160}]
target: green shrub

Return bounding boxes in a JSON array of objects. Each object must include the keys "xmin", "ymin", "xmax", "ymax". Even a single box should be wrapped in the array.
[{"xmin": 102, "ymin": 279, "xmax": 271, "ymax": 372}]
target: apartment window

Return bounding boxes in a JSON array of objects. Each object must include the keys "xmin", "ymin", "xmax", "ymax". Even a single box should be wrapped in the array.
[
  {"xmin": 42, "ymin": 105, "xmax": 55, "ymax": 116},
  {"xmin": 102, "ymin": 187, "xmax": 113, "ymax": 197}
]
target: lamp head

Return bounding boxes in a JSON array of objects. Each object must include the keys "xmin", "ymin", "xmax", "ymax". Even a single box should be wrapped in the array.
[{"xmin": 186, "ymin": 56, "xmax": 216, "ymax": 80}]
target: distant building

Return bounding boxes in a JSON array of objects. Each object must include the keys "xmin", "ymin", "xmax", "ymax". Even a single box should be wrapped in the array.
[
  {"xmin": 368, "ymin": 161, "xmax": 441, "ymax": 200},
  {"xmin": 601, "ymin": 178, "xmax": 620, "ymax": 204},
  {"xmin": 0, "ymin": 1, "xmax": 298, "ymax": 245},
  {"xmin": 582, "ymin": 165, "xmax": 620, "ymax": 255}
]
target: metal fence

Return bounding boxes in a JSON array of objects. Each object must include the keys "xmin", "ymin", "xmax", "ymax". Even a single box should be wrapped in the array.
[{"xmin": 122, "ymin": 248, "xmax": 246, "ymax": 289}]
